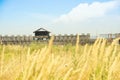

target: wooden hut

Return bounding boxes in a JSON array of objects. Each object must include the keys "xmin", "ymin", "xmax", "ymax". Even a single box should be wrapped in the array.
[{"xmin": 33, "ymin": 28, "xmax": 51, "ymax": 40}]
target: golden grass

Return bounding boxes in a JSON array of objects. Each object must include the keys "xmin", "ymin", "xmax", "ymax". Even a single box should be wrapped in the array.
[{"xmin": 0, "ymin": 37, "xmax": 120, "ymax": 80}]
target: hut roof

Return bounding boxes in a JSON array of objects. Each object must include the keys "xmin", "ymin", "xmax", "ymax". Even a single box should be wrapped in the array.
[{"xmin": 33, "ymin": 28, "xmax": 50, "ymax": 33}]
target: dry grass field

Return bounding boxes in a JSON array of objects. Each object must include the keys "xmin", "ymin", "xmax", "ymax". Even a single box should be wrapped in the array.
[{"xmin": 0, "ymin": 36, "xmax": 120, "ymax": 80}]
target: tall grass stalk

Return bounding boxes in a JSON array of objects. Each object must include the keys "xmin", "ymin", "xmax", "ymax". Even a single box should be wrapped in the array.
[
  {"xmin": 0, "ymin": 45, "xmax": 5, "ymax": 77},
  {"xmin": 75, "ymin": 34, "xmax": 79, "ymax": 54}
]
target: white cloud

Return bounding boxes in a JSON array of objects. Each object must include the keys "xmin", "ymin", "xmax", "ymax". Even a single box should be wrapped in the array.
[
  {"xmin": 54, "ymin": 1, "xmax": 118, "ymax": 24},
  {"xmin": 49, "ymin": 1, "xmax": 120, "ymax": 35}
]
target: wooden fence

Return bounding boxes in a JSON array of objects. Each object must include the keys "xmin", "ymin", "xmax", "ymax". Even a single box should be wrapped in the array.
[
  {"xmin": 99, "ymin": 33, "xmax": 120, "ymax": 39},
  {"xmin": 53, "ymin": 34, "xmax": 90, "ymax": 45},
  {"xmin": 0, "ymin": 35, "xmax": 33, "ymax": 45},
  {"xmin": 0, "ymin": 34, "xmax": 91, "ymax": 45},
  {"xmin": 0, "ymin": 33, "xmax": 119, "ymax": 45}
]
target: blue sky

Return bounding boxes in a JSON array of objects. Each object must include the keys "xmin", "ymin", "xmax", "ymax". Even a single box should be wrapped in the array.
[{"xmin": 0, "ymin": 0, "xmax": 120, "ymax": 35}]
